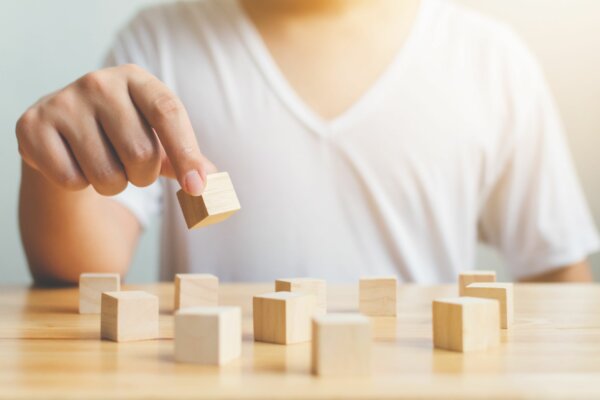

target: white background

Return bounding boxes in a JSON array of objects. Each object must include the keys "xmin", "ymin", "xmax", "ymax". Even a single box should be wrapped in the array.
[{"xmin": 1, "ymin": 0, "xmax": 599, "ymax": 284}]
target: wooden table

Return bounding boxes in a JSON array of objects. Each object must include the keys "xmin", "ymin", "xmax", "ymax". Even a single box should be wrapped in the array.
[{"xmin": 1, "ymin": 283, "xmax": 600, "ymax": 399}]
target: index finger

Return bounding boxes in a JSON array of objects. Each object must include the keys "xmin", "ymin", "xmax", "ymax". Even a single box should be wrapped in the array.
[{"xmin": 127, "ymin": 69, "xmax": 209, "ymax": 196}]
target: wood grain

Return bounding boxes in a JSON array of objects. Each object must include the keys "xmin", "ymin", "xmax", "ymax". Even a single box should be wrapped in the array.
[
  {"xmin": 174, "ymin": 273, "xmax": 218, "ymax": 311},
  {"xmin": 176, "ymin": 172, "xmax": 241, "ymax": 229},
  {"xmin": 464, "ymin": 282, "xmax": 514, "ymax": 329},
  {"xmin": 2, "ymin": 283, "xmax": 600, "ymax": 399}
]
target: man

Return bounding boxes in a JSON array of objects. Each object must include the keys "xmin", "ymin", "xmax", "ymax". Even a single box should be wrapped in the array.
[{"xmin": 16, "ymin": 0, "xmax": 598, "ymax": 285}]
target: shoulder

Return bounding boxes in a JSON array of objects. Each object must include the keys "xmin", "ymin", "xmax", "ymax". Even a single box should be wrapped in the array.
[
  {"xmin": 108, "ymin": 1, "xmax": 229, "ymax": 74},
  {"xmin": 120, "ymin": 1, "xmax": 221, "ymax": 38},
  {"xmin": 426, "ymin": 0, "xmax": 536, "ymax": 65},
  {"xmin": 427, "ymin": 0, "xmax": 545, "ymax": 88},
  {"xmin": 429, "ymin": 0, "xmax": 521, "ymax": 49}
]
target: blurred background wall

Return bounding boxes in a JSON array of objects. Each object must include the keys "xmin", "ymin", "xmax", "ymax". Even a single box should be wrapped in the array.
[{"xmin": 1, "ymin": 0, "xmax": 599, "ymax": 284}]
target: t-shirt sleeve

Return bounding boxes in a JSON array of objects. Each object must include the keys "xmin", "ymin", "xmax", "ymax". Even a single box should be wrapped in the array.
[
  {"xmin": 478, "ymin": 29, "xmax": 599, "ymax": 279},
  {"xmin": 102, "ymin": 9, "xmax": 165, "ymax": 228}
]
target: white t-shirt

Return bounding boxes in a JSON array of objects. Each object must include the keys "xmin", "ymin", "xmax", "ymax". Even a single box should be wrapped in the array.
[{"xmin": 106, "ymin": 0, "xmax": 599, "ymax": 282}]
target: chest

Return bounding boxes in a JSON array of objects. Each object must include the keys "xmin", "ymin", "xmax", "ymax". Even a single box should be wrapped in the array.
[{"xmin": 239, "ymin": 0, "xmax": 421, "ymax": 120}]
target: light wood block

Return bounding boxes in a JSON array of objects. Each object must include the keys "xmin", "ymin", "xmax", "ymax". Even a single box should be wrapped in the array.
[
  {"xmin": 101, "ymin": 291, "xmax": 159, "ymax": 342},
  {"xmin": 432, "ymin": 297, "xmax": 500, "ymax": 352},
  {"xmin": 464, "ymin": 282, "xmax": 514, "ymax": 329},
  {"xmin": 359, "ymin": 276, "xmax": 397, "ymax": 316},
  {"xmin": 174, "ymin": 273, "xmax": 218, "ymax": 311},
  {"xmin": 458, "ymin": 270, "xmax": 496, "ymax": 296},
  {"xmin": 311, "ymin": 313, "xmax": 371, "ymax": 376},
  {"xmin": 79, "ymin": 273, "xmax": 120, "ymax": 314},
  {"xmin": 174, "ymin": 306, "xmax": 241, "ymax": 365},
  {"xmin": 253, "ymin": 291, "xmax": 317, "ymax": 344},
  {"xmin": 176, "ymin": 172, "xmax": 241, "ymax": 229},
  {"xmin": 275, "ymin": 278, "xmax": 326, "ymax": 314}
]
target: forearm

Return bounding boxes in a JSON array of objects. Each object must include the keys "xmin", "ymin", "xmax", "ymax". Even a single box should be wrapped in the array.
[
  {"xmin": 519, "ymin": 261, "xmax": 594, "ymax": 283},
  {"xmin": 19, "ymin": 163, "xmax": 140, "ymax": 286}
]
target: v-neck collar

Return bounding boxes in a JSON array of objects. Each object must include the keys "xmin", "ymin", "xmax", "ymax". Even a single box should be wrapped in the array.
[{"xmin": 222, "ymin": 0, "xmax": 432, "ymax": 137}]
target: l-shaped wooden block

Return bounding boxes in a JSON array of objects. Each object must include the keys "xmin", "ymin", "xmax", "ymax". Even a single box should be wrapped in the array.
[{"xmin": 177, "ymin": 172, "xmax": 241, "ymax": 229}]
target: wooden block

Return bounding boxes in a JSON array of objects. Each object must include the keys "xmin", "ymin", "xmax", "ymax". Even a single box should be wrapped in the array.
[
  {"xmin": 458, "ymin": 270, "xmax": 496, "ymax": 296},
  {"xmin": 464, "ymin": 282, "xmax": 514, "ymax": 329},
  {"xmin": 253, "ymin": 292, "xmax": 317, "ymax": 344},
  {"xmin": 432, "ymin": 297, "xmax": 500, "ymax": 352},
  {"xmin": 174, "ymin": 273, "xmax": 218, "ymax": 311},
  {"xmin": 79, "ymin": 273, "xmax": 120, "ymax": 314},
  {"xmin": 359, "ymin": 276, "xmax": 397, "ymax": 316},
  {"xmin": 101, "ymin": 291, "xmax": 159, "ymax": 342},
  {"xmin": 311, "ymin": 313, "xmax": 371, "ymax": 377},
  {"xmin": 176, "ymin": 172, "xmax": 241, "ymax": 229},
  {"xmin": 174, "ymin": 306, "xmax": 241, "ymax": 365},
  {"xmin": 275, "ymin": 278, "xmax": 327, "ymax": 314}
]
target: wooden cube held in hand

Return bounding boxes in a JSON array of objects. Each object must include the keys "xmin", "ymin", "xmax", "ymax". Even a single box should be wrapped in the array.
[
  {"xmin": 311, "ymin": 313, "xmax": 371, "ymax": 377},
  {"xmin": 175, "ymin": 306, "xmax": 241, "ymax": 365},
  {"xmin": 432, "ymin": 297, "xmax": 500, "ymax": 352},
  {"xmin": 177, "ymin": 172, "xmax": 241, "ymax": 229},
  {"xmin": 464, "ymin": 282, "xmax": 514, "ymax": 329},
  {"xmin": 253, "ymin": 292, "xmax": 317, "ymax": 344},
  {"xmin": 458, "ymin": 270, "xmax": 496, "ymax": 296},
  {"xmin": 359, "ymin": 276, "xmax": 397, "ymax": 316},
  {"xmin": 275, "ymin": 278, "xmax": 327, "ymax": 314},
  {"xmin": 174, "ymin": 273, "xmax": 218, "ymax": 311},
  {"xmin": 79, "ymin": 273, "xmax": 120, "ymax": 314},
  {"xmin": 101, "ymin": 291, "xmax": 159, "ymax": 342}
]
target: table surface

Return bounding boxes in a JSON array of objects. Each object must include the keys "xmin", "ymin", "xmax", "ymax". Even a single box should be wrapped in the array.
[{"xmin": 1, "ymin": 283, "xmax": 600, "ymax": 399}]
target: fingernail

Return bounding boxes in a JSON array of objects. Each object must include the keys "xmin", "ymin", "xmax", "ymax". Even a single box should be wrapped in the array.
[{"xmin": 183, "ymin": 170, "xmax": 204, "ymax": 196}]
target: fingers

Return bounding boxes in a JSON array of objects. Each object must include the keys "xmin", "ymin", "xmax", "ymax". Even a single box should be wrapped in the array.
[
  {"xmin": 16, "ymin": 110, "xmax": 88, "ymax": 190},
  {"xmin": 127, "ymin": 70, "xmax": 211, "ymax": 195},
  {"xmin": 95, "ymin": 88, "xmax": 162, "ymax": 188},
  {"xmin": 55, "ymin": 112, "xmax": 128, "ymax": 197},
  {"xmin": 16, "ymin": 64, "xmax": 215, "ymax": 197}
]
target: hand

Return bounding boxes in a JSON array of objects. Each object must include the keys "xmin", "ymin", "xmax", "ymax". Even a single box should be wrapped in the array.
[{"xmin": 16, "ymin": 64, "xmax": 215, "ymax": 196}]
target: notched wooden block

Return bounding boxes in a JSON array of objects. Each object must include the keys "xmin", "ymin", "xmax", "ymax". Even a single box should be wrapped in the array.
[
  {"xmin": 464, "ymin": 282, "xmax": 514, "ymax": 329},
  {"xmin": 359, "ymin": 276, "xmax": 397, "ymax": 317},
  {"xmin": 101, "ymin": 291, "xmax": 159, "ymax": 342},
  {"xmin": 432, "ymin": 297, "xmax": 500, "ymax": 352},
  {"xmin": 311, "ymin": 313, "xmax": 371, "ymax": 377},
  {"xmin": 458, "ymin": 270, "xmax": 496, "ymax": 296},
  {"xmin": 175, "ymin": 306, "xmax": 241, "ymax": 365},
  {"xmin": 253, "ymin": 291, "xmax": 317, "ymax": 344},
  {"xmin": 177, "ymin": 172, "xmax": 241, "ymax": 229},
  {"xmin": 79, "ymin": 273, "xmax": 120, "ymax": 314},
  {"xmin": 275, "ymin": 278, "xmax": 327, "ymax": 314},
  {"xmin": 174, "ymin": 273, "xmax": 218, "ymax": 311}
]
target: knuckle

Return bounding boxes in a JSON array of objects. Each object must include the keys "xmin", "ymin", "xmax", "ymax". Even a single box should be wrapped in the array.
[
  {"xmin": 55, "ymin": 169, "xmax": 87, "ymax": 190},
  {"xmin": 46, "ymin": 90, "xmax": 78, "ymax": 114},
  {"xmin": 77, "ymin": 71, "xmax": 110, "ymax": 94},
  {"xmin": 121, "ymin": 63, "xmax": 144, "ymax": 75},
  {"xmin": 15, "ymin": 108, "xmax": 38, "ymax": 139},
  {"xmin": 151, "ymin": 94, "xmax": 183, "ymax": 122},
  {"xmin": 122, "ymin": 140, "xmax": 159, "ymax": 166},
  {"xmin": 91, "ymin": 166, "xmax": 127, "ymax": 196}
]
